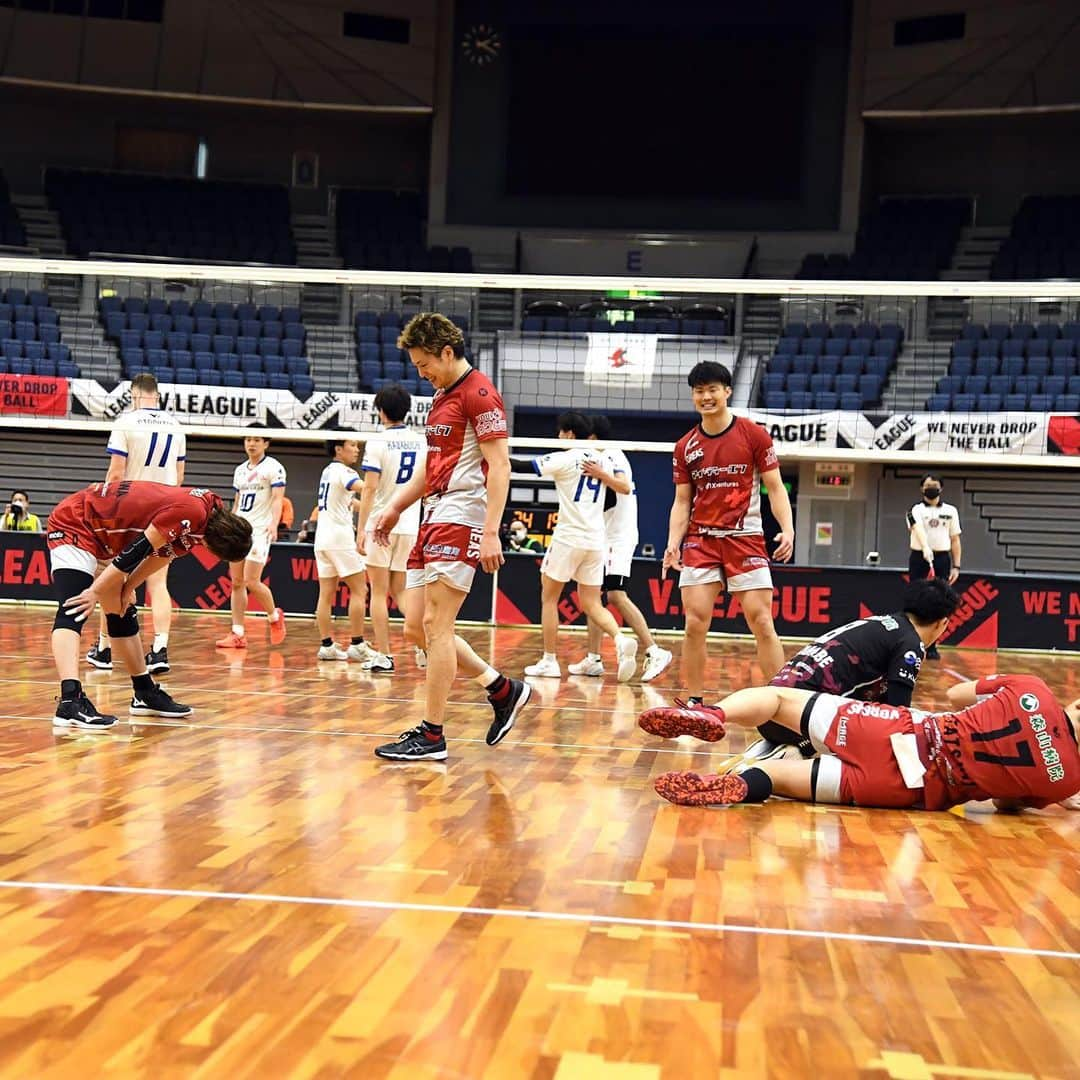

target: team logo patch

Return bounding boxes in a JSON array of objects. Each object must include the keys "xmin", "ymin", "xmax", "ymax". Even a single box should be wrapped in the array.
[
  {"xmin": 903, "ymin": 650, "xmax": 922, "ymax": 667},
  {"xmin": 1019, "ymin": 692, "xmax": 1040, "ymax": 712}
]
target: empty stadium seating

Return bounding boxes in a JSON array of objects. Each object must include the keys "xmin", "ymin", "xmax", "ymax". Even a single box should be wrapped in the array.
[
  {"xmin": 355, "ymin": 307, "xmax": 463, "ymax": 395},
  {"xmin": 933, "ymin": 319, "xmax": 1079, "ymax": 410},
  {"xmin": 101, "ymin": 296, "xmax": 310, "ymax": 394},
  {"xmin": 337, "ymin": 189, "xmax": 472, "ymax": 273},
  {"xmin": 46, "ymin": 170, "xmax": 295, "ymax": 264},
  {"xmin": 0, "ymin": 288, "xmax": 78, "ymax": 378},
  {"xmin": 796, "ymin": 197, "xmax": 969, "ymax": 281},
  {"xmin": 759, "ymin": 320, "xmax": 900, "ymax": 409},
  {"xmin": 991, "ymin": 196, "xmax": 1080, "ymax": 280}
]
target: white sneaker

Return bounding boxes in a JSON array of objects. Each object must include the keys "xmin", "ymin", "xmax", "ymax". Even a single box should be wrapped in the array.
[
  {"xmin": 568, "ymin": 655, "xmax": 605, "ymax": 677},
  {"xmin": 361, "ymin": 653, "xmax": 395, "ymax": 673},
  {"xmin": 615, "ymin": 636, "xmax": 638, "ymax": 683},
  {"xmin": 640, "ymin": 647, "xmax": 673, "ymax": 683},
  {"xmin": 524, "ymin": 656, "xmax": 562, "ymax": 678},
  {"xmin": 317, "ymin": 643, "xmax": 349, "ymax": 661},
  {"xmin": 347, "ymin": 641, "xmax": 377, "ymax": 662},
  {"xmin": 414, "ymin": 647, "xmax": 427, "ymax": 669}
]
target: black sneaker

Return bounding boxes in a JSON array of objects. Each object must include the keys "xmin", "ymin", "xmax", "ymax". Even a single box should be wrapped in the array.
[
  {"xmin": 374, "ymin": 726, "xmax": 448, "ymax": 761},
  {"xmin": 486, "ymin": 677, "xmax": 531, "ymax": 746},
  {"xmin": 54, "ymin": 693, "xmax": 118, "ymax": 731},
  {"xmin": 86, "ymin": 644, "xmax": 113, "ymax": 671},
  {"xmin": 130, "ymin": 683, "xmax": 192, "ymax": 718},
  {"xmin": 145, "ymin": 647, "xmax": 170, "ymax": 674}
]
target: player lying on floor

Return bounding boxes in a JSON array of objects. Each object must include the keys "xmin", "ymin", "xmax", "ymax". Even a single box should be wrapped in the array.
[{"xmin": 638, "ymin": 674, "xmax": 1080, "ymax": 811}]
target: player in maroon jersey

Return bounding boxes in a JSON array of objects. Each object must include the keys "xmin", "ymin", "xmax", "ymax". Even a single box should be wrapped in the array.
[
  {"xmin": 664, "ymin": 361, "xmax": 794, "ymax": 702},
  {"xmin": 369, "ymin": 312, "xmax": 531, "ymax": 761},
  {"xmin": 643, "ymin": 674, "xmax": 1080, "ymax": 811},
  {"xmin": 46, "ymin": 480, "xmax": 252, "ymax": 730}
]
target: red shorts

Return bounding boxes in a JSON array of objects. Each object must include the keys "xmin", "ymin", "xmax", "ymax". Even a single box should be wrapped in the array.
[
  {"xmin": 406, "ymin": 521, "xmax": 483, "ymax": 593},
  {"xmin": 801, "ymin": 694, "xmax": 926, "ymax": 809},
  {"xmin": 678, "ymin": 532, "xmax": 773, "ymax": 592}
]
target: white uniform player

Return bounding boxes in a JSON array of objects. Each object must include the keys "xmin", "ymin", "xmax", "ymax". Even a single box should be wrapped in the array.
[
  {"xmin": 535, "ymin": 446, "xmax": 610, "ymax": 588},
  {"xmin": 233, "ymin": 454, "xmax": 287, "ymax": 565},
  {"xmin": 314, "ymin": 460, "xmax": 365, "ymax": 580},
  {"xmin": 361, "ymin": 425, "xmax": 427, "ymax": 571},
  {"xmin": 602, "ymin": 445, "xmax": 637, "ymax": 583}
]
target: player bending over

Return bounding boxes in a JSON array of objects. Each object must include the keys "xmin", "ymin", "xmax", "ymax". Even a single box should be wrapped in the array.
[{"xmin": 48, "ymin": 480, "xmax": 252, "ymax": 729}]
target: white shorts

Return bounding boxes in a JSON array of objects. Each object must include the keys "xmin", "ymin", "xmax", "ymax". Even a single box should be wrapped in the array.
[
  {"xmin": 49, "ymin": 544, "xmax": 98, "ymax": 577},
  {"xmin": 365, "ymin": 531, "xmax": 416, "ymax": 572},
  {"xmin": 541, "ymin": 538, "xmax": 605, "ymax": 587},
  {"xmin": 606, "ymin": 544, "xmax": 635, "ymax": 579},
  {"xmin": 245, "ymin": 528, "xmax": 273, "ymax": 565},
  {"xmin": 314, "ymin": 547, "xmax": 366, "ymax": 580}
]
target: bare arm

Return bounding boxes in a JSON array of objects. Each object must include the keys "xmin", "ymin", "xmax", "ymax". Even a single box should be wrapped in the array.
[
  {"xmin": 663, "ymin": 484, "xmax": 692, "ymax": 574},
  {"xmin": 355, "ymin": 471, "xmax": 380, "ymax": 536},
  {"xmin": 949, "ymin": 534, "xmax": 962, "ymax": 584},
  {"xmin": 763, "ymin": 468, "xmax": 794, "ymax": 562},
  {"xmin": 946, "ymin": 680, "xmax": 980, "ymax": 708},
  {"xmin": 105, "ymin": 454, "xmax": 126, "ymax": 484},
  {"xmin": 63, "ymin": 525, "xmax": 171, "ymax": 619},
  {"xmin": 176, "ymin": 460, "xmax": 186, "ymax": 485},
  {"xmin": 268, "ymin": 486, "xmax": 284, "ymax": 536},
  {"xmin": 908, "ymin": 508, "xmax": 934, "ymax": 563},
  {"xmin": 581, "ymin": 458, "xmax": 631, "ymax": 495},
  {"xmin": 478, "ymin": 438, "xmax": 510, "ymax": 573}
]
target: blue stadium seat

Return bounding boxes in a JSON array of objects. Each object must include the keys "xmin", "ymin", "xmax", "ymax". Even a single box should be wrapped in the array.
[
  {"xmin": 170, "ymin": 349, "xmax": 192, "ymax": 369},
  {"xmin": 1026, "ymin": 339, "xmax": 1050, "ymax": 359},
  {"xmin": 1013, "ymin": 374, "xmax": 1042, "ymax": 396},
  {"xmin": 173, "ymin": 315, "xmax": 195, "ymax": 335},
  {"xmin": 1004, "ymin": 393, "xmax": 1028, "ymax": 410},
  {"xmin": 200, "ymin": 369, "xmax": 223, "ymax": 386},
  {"xmin": 788, "ymin": 392, "xmax": 814, "ymax": 410},
  {"xmin": 1000, "ymin": 356, "xmax": 1025, "ymax": 378},
  {"xmin": 23, "ymin": 341, "xmax": 45, "ymax": 361},
  {"xmin": 174, "ymin": 368, "xmax": 198, "ymax": 385},
  {"xmin": 357, "ymin": 326, "xmax": 379, "ymax": 344},
  {"xmin": 291, "ymin": 375, "xmax": 315, "ymax": 398},
  {"xmin": 193, "ymin": 352, "xmax": 216, "ymax": 371},
  {"xmin": 212, "ymin": 335, "xmax": 234, "ymax": 355},
  {"xmin": 267, "ymin": 373, "xmax": 291, "ymax": 391},
  {"xmin": 150, "ymin": 314, "xmax": 172, "ymax": 334},
  {"xmin": 284, "ymin": 323, "xmax": 305, "ymax": 342},
  {"xmin": 976, "ymin": 393, "xmax": 1002, "ymax": 411},
  {"xmin": 46, "ymin": 343, "xmax": 71, "ymax": 363},
  {"xmin": 125, "ymin": 298, "xmax": 147, "ymax": 316},
  {"xmin": 9, "ymin": 358, "xmax": 32, "ymax": 375},
  {"xmin": 282, "ymin": 306, "xmax": 301, "ymax": 324},
  {"xmin": 379, "ymin": 326, "xmax": 399, "ymax": 344},
  {"xmin": 383, "ymin": 358, "xmax": 407, "ymax": 380},
  {"xmin": 835, "ymin": 373, "xmax": 858, "ymax": 396},
  {"xmin": 285, "ymin": 358, "xmax": 309, "ymax": 377},
  {"xmin": 1010, "ymin": 322, "xmax": 1035, "ymax": 340},
  {"xmin": 14, "ymin": 321, "xmax": 36, "ymax": 341},
  {"xmin": 143, "ymin": 348, "xmax": 167, "ymax": 368},
  {"xmin": 769, "ymin": 355, "xmax": 794, "ymax": 374},
  {"xmin": 151, "ymin": 366, "xmax": 176, "ymax": 384},
  {"xmin": 281, "ymin": 339, "xmax": 303, "ymax": 359},
  {"xmin": 57, "ymin": 361, "xmax": 80, "ymax": 378},
  {"xmin": 761, "ymin": 374, "xmax": 785, "ymax": 395},
  {"xmin": 791, "ymin": 356, "xmax": 815, "ymax": 375},
  {"xmin": 1052, "ymin": 356, "xmax": 1078, "ymax": 378},
  {"xmin": 807, "ymin": 322, "xmax": 829, "ymax": 338},
  {"xmin": 218, "ymin": 318, "xmax": 239, "ymax": 338},
  {"xmin": 1035, "ymin": 322, "xmax": 1060, "ymax": 340},
  {"xmin": 1001, "ymin": 339, "xmax": 1025, "ymax": 360},
  {"xmin": 376, "ymin": 310, "xmax": 401, "ymax": 328},
  {"xmin": 988, "ymin": 374, "xmax": 1013, "ymax": 396},
  {"xmin": 973, "ymin": 356, "xmax": 1000, "ymax": 377},
  {"xmin": 925, "ymin": 394, "xmax": 950, "ymax": 411},
  {"xmin": 235, "ymin": 304, "xmax": 257, "ymax": 322},
  {"xmin": 816, "ymin": 356, "xmax": 841, "ymax": 376},
  {"xmin": 191, "ymin": 301, "xmax": 213, "ymax": 319},
  {"xmin": 848, "ymin": 338, "xmax": 873, "ymax": 357},
  {"xmin": 359, "ymin": 360, "xmax": 381, "ymax": 385},
  {"xmin": 4, "ymin": 288, "xmax": 26, "ymax": 307},
  {"xmin": 960, "ymin": 323, "xmax": 985, "ymax": 340},
  {"xmin": 36, "ymin": 308, "xmax": 59, "ymax": 326},
  {"xmin": 864, "ymin": 356, "xmax": 891, "ymax": 378},
  {"xmin": 246, "ymin": 371, "xmax": 268, "ymax": 389},
  {"xmin": 188, "ymin": 332, "xmax": 210, "ymax": 354},
  {"xmin": 38, "ymin": 326, "xmax": 59, "ymax": 345},
  {"xmin": 223, "ymin": 370, "xmax": 244, "ymax": 388},
  {"xmin": 1054, "ymin": 394, "xmax": 1079, "ymax": 411},
  {"xmin": 166, "ymin": 331, "xmax": 189, "ymax": 352},
  {"xmin": 1028, "ymin": 394, "xmax": 1053, "ymax": 411},
  {"xmin": 263, "ymin": 357, "xmax": 286, "ymax": 375},
  {"xmin": 815, "ymin": 392, "xmax": 839, "ymax": 409},
  {"xmin": 216, "ymin": 353, "xmax": 240, "ymax": 372},
  {"xmin": 27, "ymin": 290, "xmax": 48, "ymax": 309},
  {"xmin": 975, "ymin": 340, "xmax": 1000, "ymax": 359},
  {"xmin": 212, "ymin": 302, "xmax": 234, "ymax": 321},
  {"xmin": 951, "ymin": 339, "xmax": 976, "ymax": 360},
  {"xmin": 1026, "ymin": 357, "xmax": 1050, "ymax": 378},
  {"xmin": 1063, "ymin": 321, "xmax": 1080, "ymax": 341},
  {"xmin": 1043, "ymin": 375, "xmax": 1067, "ymax": 398},
  {"xmin": 809, "ymin": 373, "xmax": 834, "ymax": 393},
  {"xmin": 952, "ymin": 393, "xmax": 976, "ymax": 410},
  {"xmin": 258, "ymin": 338, "xmax": 281, "ymax": 358},
  {"xmin": 128, "ymin": 313, "xmax": 150, "ymax": 334},
  {"xmin": 963, "ymin": 375, "xmax": 989, "ymax": 396},
  {"xmin": 169, "ymin": 300, "xmax": 192, "ymax": 318},
  {"xmin": 261, "ymin": 322, "xmax": 284, "ymax": 340},
  {"xmin": 782, "ymin": 322, "xmax": 807, "ymax": 339},
  {"xmin": 195, "ymin": 317, "xmax": 217, "ymax": 336},
  {"xmin": 824, "ymin": 339, "xmax": 847, "ymax": 357},
  {"xmin": 787, "ymin": 373, "xmax": 810, "ymax": 394},
  {"xmin": 839, "ymin": 392, "xmax": 862, "ymax": 410},
  {"xmin": 240, "ymin": 354, "xmax": 263, "ymax": 374},
  {"xmin": 937, "ymin": 376, "xmax": 963, "ymax": 396},
  {"xmin": 358, "ymin": 342, "xmax": 380, "ymax": 364},
  {"xmin": 949, "ymin": 357, "xmax": 974, "ymax": 378},
  {"xmin": 859, "ymin": 375, "xmax": 883, "ymax": 404},
  {"xmin": 800, "ymin": 338, "xmax": 825, "ymax": 357},
  {"xmin": 32, "ymin": 359, "xmax": 57, "ymax": 376},
  {"xmin": 986, "ymin": 323, "xmax": 1011, "ymax": 341},
  {"xmin": 831, "ymin": 323, "xmax": 855, "ymax": 340},
  {"xmin": 1068, "ymin": 376, "xmax": 1080, "ymax": 396},
  {"xmin": 839, "ymin": 357, "xmax": 864, "ymax": 377},
  {"xmin": 146, "ymin": 297, "xmax": 168, "ymax": 316},
  {"xmin": 355, "ymin": 310, "xmax": 379, "ymax": 328},
  {"xmin": 879, "ymin": 323, "xmax": 904, "ymax": 342}
]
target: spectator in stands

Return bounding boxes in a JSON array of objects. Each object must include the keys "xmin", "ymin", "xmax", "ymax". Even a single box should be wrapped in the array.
[
  {"xmin": 277, "ymin": 495, "xmax": 295, "ymax": 540},
  {"xmin": 1, "ymin": 490, "xmax": 42, "ymax": 533},
  {"xmin": 907, "ymin": 472, "xmax": 962, "ymax": 660},
  {"xmin": 296, "ymin": 506, "xmax": 318, "ymax": 544},
  {"xmin": 506, "ymin": 520, "xmax": 543, "ymax": 554}
]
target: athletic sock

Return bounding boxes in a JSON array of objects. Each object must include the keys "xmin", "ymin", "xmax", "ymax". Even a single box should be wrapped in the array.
[
  {"xmin": 268, "ymin": 609, "xmax": 279, "ymax": 623},
  {"xmin": 421, "ymin": 720, "xmax": 443, "ymax": 742},
  {"xmin": 484, "ymin": 673, "xmax": 510, "ymax": 700},
  {"xmin": 60, "ymin": 679, "xmax": 81, "ymax": 700},
  {"xmin": 739, "ymin": 767, "xmax": 774, "ymax": 803},
  {"xmin": 321, "ymin": 637, "xmax": 333, "ymax": 648},
  {"xmin": 153, "ymin": 633, "xmax": 168, "ymax": 652},
  {"xmin": 351, "ymin": 636, "xmax": 365, "ymax": 646},
  {"xmin": 132, "ymin": 673, "xmax": 155, "ymax": 694},
  {"xmin": 688, "ymin": 696, "xmax": 704, "ymax": 706},
  {"xmin": 475, "ymin": 665, "xmax": 499, "ymax": 688},
  {"xmin": 97, "ymin": 635, "xmax": 108, "ymax": 651},
  {"xmin": 542, "ymin": 652, "xmax": 557, "ymax": 664},
  {"xmin": 587, "ymin": 652, "xmax": 601, "ymax": 662},
  {"xmin": 232, "ymin": 624, "xmax": 245, "ymax": 637}
]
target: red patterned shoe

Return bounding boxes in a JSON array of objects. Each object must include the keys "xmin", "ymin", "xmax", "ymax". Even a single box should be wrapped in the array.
[
  {"xmin": 638, "ymin": 703, "xmax": 726, "ymax": 742},
  {"xmin": 654, "ymin": 771, "xmax": 749, "ymax": 806}
]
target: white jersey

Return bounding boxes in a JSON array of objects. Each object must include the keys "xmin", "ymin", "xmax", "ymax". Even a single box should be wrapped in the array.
[
  {"xmin": 536, "ymin": 446, "xmax": 609, "ymax": 551},
  {"xmin": 603, "ymin": 446, "xmax": 638, "ymax": 552},
  {"xmin": 232, "ymin": 454, "xmax": 287, "ymax": 531},
  {"xmin": 107, "ymin": 407, "xmax": 187, "ymax": 484},
  {"xmin": 314, "ymin": 461, "xmax": 360, "ymax": 551},
  {"xmin": 361, "ymin": 424, "xmax": 427, "ymax": 535},
  {"xmin": 907, "ymin": 500, "xmax": 962, "ymax": 552}
]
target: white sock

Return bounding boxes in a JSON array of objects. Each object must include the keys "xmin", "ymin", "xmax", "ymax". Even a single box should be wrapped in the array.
[
  {"xmin": 153, "ymin": 633, "xmax": 168, "ymax": 651},
  {"xmin": 645, "ymin": 644, "xmax": 659, "ymax": 656},
  {"xmin": 98, "ymin": 634, "xmax": 108, "ymax": 650},
  {"xmin": 475, "ymin": 665, "xmax": 500, "ymax": 687},
  {"xmin": 232, "ymin": 624, "xmax": 245, "ymax": 637},
  {"xmin": 587, "ymin": 652, "xmax": 601, "ymax": 662},
  {"xmin": 543, "ymin": 652, "xmax": 557, "ymax": 663},
  {"xmin": 268, "ymin": 609, "xmax": 279, "ymax": 623}
]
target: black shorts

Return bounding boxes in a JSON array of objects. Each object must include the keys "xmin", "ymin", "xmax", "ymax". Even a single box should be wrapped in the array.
[{"xmin": 603, "ymin": 573, "xmax": 631, "ymax": 593}]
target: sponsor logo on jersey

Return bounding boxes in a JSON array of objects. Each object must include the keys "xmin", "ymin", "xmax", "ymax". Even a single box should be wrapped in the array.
[
  {"xmin": 428, "ymin": 424, "xmax": 453, "ymax": 437},
  {"xmin": 474, "ymin": 409, "xmax": 507, "ymax": 437},
  {"xmin": 684, "ymin": 447, "xmax": 704, "ymax": 464},
  {"xmin": 903, "ymin": 650, "xmax": 922, "ymax": 668},
  {"xmin": 1019, "ymin": 692, "xmax": 1040, "ymax": 712}
]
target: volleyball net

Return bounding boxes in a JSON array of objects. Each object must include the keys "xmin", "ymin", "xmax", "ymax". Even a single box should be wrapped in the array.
[{"xmin": 0, "ymin": 256, "xmax": 1077, "ymax": 465}]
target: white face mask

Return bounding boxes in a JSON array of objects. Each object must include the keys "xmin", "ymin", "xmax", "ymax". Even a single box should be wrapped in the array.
[{"xmin": 510, "ymin": 530, "xmax": 526, "ymax": 542}]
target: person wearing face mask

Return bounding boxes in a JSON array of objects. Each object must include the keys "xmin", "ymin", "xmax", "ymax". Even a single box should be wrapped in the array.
[
  {"xmin": 906, "ymin": 473, "xmax": 962, "ymax": 659},
  {"xmin": 2, "ymin": 490, "xmax": 42, "ymax": 532},
  {"xmin": 506, "ymin": 519, "xmax": 543, "ymax": 554}
]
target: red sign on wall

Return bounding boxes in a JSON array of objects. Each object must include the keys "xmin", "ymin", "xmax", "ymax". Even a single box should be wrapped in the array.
[{"xmin": 0, "ymin": 374, "xmax": 68, "ymax": 417}]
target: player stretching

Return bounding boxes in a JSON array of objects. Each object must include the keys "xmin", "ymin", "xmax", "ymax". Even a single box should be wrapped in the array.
[
  {"xmin": 313, "ymin": 437, "xmax": 374, "ymax": 662},
  {"xmin": 567, "ymin": 413, "xmax": 673, "ymax": 682},
  {"xmin": 512, "ymin": 411, "xmax": 637, "ymax": 681},
  {"xmin": 370, "ymin": 312, "xmax": 530, "ymax": 761},
  {"xmin": 48, "ymin": 480, "xmax": 252, "ymax": 729},
  {"xmin": 666, "ymin": 361, "xmax": 793, "ymax": 701},
  {"xmin": 88, "ymin": 373, "xmax": 185, "ymax": 675},
  {"xmin": 217, "ymin": 435, "xmax": 287, "ymax": 649},
  {"xmin": 355, "ymin": 384, "xmax": 427, "ymax": 673},
  {"xmin": 640, "ymin": 674, "xmax": 1080, "ymax": 811}
]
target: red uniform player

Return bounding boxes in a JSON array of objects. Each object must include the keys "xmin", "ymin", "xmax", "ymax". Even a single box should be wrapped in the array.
[
  {"xmin": 640, "ymin": 675, "xmax": 1080, "ymax": 811},
  {"xmin": 46, "ymin": 480, "xmax": 252, "ymax": 730}
]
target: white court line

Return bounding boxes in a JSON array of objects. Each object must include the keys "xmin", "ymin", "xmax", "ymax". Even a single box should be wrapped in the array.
[
  {"xmin": 0, "ymin": 878, "xmax": 1074, "ymax": 962},
  {"xmin": 0, "ymin": 713, "xmax": 729, "ymax": 758}
]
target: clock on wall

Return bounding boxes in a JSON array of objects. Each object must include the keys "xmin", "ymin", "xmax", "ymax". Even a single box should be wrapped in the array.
[{"xmin": 461, "ymin": 23, "xmax": 502, "ymax": 66}]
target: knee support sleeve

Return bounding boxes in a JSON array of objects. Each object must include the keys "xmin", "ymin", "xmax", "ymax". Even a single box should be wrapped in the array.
[
  {"xmin": 52, "ymin": 568, "xmax": 94, "ymax": 634},
  {"xmin": 106, "ymin": 605, "xmax": 140, "ymax": 639}
]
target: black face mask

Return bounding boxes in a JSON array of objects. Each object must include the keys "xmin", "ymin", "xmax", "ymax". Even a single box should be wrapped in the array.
[{"xmin": 922, "ymin": 486, "xmax": 941, "ymax": 500}]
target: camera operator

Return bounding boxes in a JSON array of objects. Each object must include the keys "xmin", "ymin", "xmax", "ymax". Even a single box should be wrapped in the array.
[
  {"xmin": 2, "ymin": 491, "xmax": 42, "ymax": 533},
  {"xmin": 505, "ymin": 519, "xmax": 543, "ymax": 554}
]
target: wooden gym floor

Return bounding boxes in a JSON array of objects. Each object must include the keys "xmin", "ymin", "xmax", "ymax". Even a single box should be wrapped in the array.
[{"xmin": 0, "ymin": 605, "xmax": 1076, "ymax": 1079}]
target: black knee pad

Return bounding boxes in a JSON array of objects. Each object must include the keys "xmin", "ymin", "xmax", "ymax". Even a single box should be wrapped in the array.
[
  {"xmin": 52, "ymin": 569, "xmax": 95, "ymax": 634},
  {"xmin": 106, "ymin": 605, "xmax": 140, "ymax": 639}
]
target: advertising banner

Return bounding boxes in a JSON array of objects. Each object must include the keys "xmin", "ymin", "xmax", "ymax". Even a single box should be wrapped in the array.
[
  {"xmin": 0, "ymin": 373, "xmax": 69, "ymax": 417},
  {"xmin": 584, "ymin": 333, "xmax": 658, "ymax": 387}
]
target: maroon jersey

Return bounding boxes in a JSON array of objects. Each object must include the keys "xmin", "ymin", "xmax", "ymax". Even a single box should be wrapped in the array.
[
  {"xmin": 47, "ymin": 481, "xmax": 223, "ymax": 560},
  {"xmin": 919, "ymin": 675, "xmax": 1080, "ymax": 810},
  {"xmin": 423, "ymin": 367, "xmax": 507, "ymax": 529},
  {"xmin": 672, "ymin": 417, "xmax": 778, "ymax": 535}
]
